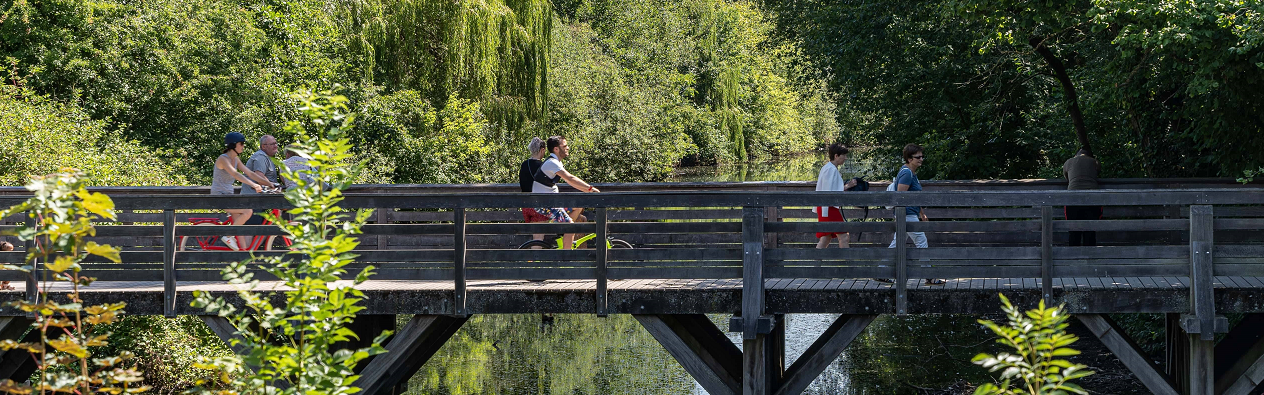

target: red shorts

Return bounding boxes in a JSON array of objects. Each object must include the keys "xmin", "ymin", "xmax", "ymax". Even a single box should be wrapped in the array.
[
  {"xmin": 522, "ymin": 208, "xmax": 549, "ymax": 223},
  {"xmin": 816, "ymin": 207, "xmax": 849, "ymax": 239}
]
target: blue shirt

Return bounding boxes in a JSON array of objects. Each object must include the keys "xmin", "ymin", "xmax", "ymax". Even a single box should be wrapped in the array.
[{"xmin": 894, "ymin": 166, "xmax": 922, "ymax": 216}]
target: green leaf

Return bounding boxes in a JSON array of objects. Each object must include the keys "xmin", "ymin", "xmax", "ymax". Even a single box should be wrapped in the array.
[{"xmin": 84, "ymin": 242, "xmax": 121, "ymax": 263}]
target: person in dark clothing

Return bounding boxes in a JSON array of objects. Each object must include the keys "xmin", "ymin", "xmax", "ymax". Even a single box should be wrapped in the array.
[{"xmin": 1063, "ymin": 148, "xmax": 1102, "ymax": 246}]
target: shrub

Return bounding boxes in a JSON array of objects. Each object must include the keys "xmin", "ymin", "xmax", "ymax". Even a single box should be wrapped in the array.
[
  {"xmin": 972, "ymin": 294, "xmax": 1094, "ymax": 395},
  {"xmin": 0, "ymin": 169, "xmax": 148, "ymax": 394}
]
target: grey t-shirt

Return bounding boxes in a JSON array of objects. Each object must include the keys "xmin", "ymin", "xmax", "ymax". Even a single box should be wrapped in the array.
[
  {"xmin": 1063, "ymin": 155, "xmax": 1100, "ymax": 190},
  {"xmin": 242, "ymin": 150, "xmax": 278, "ymax": 194}
]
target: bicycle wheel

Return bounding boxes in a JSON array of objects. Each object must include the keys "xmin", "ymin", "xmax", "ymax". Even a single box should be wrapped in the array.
[
  {"xmin": 517, "ymin": 239, "xmax": 552, "ymax": 249},
  {"xmin": 609, "ymin": 238, "xmax": 633, "ymax": 249}
]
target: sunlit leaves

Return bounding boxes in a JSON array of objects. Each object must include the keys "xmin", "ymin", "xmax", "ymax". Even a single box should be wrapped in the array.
[
  {"xmin": 0, "ymin": 170, "xmax": 145, "ymax": 395},
  {"xmin": 972, "ymin": 294, "xmax": 1094, "ymax": 394}
]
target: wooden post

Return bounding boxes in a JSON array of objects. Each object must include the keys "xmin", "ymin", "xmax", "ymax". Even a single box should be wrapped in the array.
[
  {"xmin": 894, "ymin": 207, "xmax": 907, "ymax": 315},
  {"xmin": 741, "ymin": 207, "xmax": 766, "ymax": 340},
  {"xmin": 376, "ymin": 209, "xmax": 388, "ymax": 250},
  {"xmin": 24, "ymin": 213, "xmax": 36, "ymax": 306},
  {"xmin": 595, "ymin": 208, "xmax": 608, "ymax": 316},
  {"xmin": 453, "ymin": 209, "xmax": 467, "ymax": 316},
  {"xmin": 163, "ymin": 209, "xmax": 177, "ymax": 317},
  {"xmin": 742, "ymin": 206, "xmax": 770, "ymax": 395},
  {"xmin": 1188, "ymin": 205, "xmax": 1215, "ymax": 395},
  {"xmin": 1041, "ymin": 206, "xmax": 1053, "ymax": 305},
  {"xmin": 764, "ymin": 206, "xmax": 779, "ymax": 248},
  {"xmin": 1189, "ymin": 205, "xmax": 1215, "ymax": 340}
]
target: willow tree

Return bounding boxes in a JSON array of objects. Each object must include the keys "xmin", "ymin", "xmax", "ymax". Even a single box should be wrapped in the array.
[{"xmin": 348, "ymin": 0, "xmax": 552, "ymax": 132}]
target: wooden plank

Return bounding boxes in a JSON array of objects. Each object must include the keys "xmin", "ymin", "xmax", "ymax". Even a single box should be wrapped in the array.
[
  {"xmin": 895, "ymin": 208, "xmax": 907, "ymax": 315},
  {"xmin": 453, "ymin": 209, "xmax": 467, "ymax": 315},
  {"xmin": 774, "ymin": 315, "xmax": 876, "ymax": 395},
  {"xmin": 1190, "ymin": 205, "xmax": 1215, "ymax": 340},
  {"xmin": 1041, "ymin": 206, "xmax": 1053, "ymax": 304},
  {"xmin": 634, "ymin": 315, "xmax": 741, "ymax": 395},
  {"xmin": 742, "ymin": 207, "xmax": 766, "ymax": 340},
  {"xmin": 595, "ymin": 208, "xmax": 608, "ymax": 316},
  {"xmin": 355, "ymin": 315, "xmax": 469, "ymax": 395},
  {"xmin": 24, "ymin": 213, "xmax": 36, "ymax": 305},
  {"xmin": 163, "ymin": 210, "xmax": 177, "ymax": 317},
  {"xmin": 1053, "ymin": 219, "xmax": 1188, "ymax": 231},
  {"xmin": 1077, "ymin": 314, "xmax": 1179, "ymax": 395}
]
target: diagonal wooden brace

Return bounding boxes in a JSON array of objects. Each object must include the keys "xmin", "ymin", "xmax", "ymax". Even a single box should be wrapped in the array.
[
  {"xmin": 354, "ymin": 315, "xmax": 469, "ymax": 395},
  {"xmin": 635, "ymin": 314, "xmax": 743, "ymax": 395}
]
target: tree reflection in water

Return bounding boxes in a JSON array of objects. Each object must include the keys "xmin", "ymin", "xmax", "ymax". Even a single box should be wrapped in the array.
[{"xmin": 404, "ymin": 313, "xmax": 1017, "ymax": 395}]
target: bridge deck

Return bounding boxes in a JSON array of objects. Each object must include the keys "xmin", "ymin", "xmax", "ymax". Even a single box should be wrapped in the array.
[{"xmin": 6, "ymin": 276, "xmax": 1264, "ymax": 316}]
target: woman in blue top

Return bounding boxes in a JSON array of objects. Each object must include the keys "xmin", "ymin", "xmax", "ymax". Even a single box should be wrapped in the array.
[{"xmin": 887, "ymin": 143, "xmax": 944, "ymax": 285}]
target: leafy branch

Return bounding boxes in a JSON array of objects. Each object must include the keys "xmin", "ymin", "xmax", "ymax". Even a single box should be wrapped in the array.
[
  {"xmin": 972, "ymin": 294, "xmax": 1094, "ymax": 395},
  {"xmin": 0, "ymin": 169, "xmax": 147, "ymax": 394}
]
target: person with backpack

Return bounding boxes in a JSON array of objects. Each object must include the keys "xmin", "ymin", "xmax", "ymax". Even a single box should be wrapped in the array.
[
  {"xmin": 885, "ymin": 143, "xmax": 944, "ymax": 285},
  {"xmin": 532, "ymin": 136, "xmax": 600, "ymax": 250},
  {"xmin": 814, "ymin": 143, "xmax": 858, "ymax": 248}
]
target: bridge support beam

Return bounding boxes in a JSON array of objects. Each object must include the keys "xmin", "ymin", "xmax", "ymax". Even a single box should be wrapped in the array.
[
  {"xmin": 1079, "ymin": 314, "xmax": 1179, "ymax": 395},
  {"xmin": 0, "ymin": 316, "xmax": 37, "ymax": 382},
  {"xmin": 638, "ymin": 314, "xmax": 874, "ymax": 395},
  {"xmin": 354, "ymin": 315, "xmax": 468, "ymax": 395},
  {"xmin": 635, "ymin": 314, "xmax": 743, "ymax": 395},
  {"xmin": 1214, "ymin": 314, "xmax": 1264, "ymax": 395}
]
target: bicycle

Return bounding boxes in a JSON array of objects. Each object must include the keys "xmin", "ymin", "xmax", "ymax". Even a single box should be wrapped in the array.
[
  {"xmin": 517, "ymin": 233, "xmax": 633, "ymax": 250},
  {"xmin": 179, "ymin": 186, "xmax": 292, "ymax": 251}
]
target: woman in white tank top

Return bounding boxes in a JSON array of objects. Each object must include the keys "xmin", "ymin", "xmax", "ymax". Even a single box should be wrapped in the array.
[{"xmin": 214, "ymin": 132, "xmax": 274, "ymax": 250}]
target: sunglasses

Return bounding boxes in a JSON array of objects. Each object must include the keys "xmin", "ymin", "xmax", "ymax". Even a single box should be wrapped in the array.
[{"xmin": 912, "ymin": 155, "xmax": 925, "ymax": 160}]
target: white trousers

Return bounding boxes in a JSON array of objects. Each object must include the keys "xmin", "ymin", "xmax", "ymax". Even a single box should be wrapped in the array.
[{"xmin": 888, "ymin": 214, "xmax": 929, "ymax": 248}]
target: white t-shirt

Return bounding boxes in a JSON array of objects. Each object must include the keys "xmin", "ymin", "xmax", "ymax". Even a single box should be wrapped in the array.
[
  {"xmin": 532, "ymin": 155, "xmax": 565, "ymax": 193},
  {"xmin": 813, "ymin": 162, "xmax": 846, "ymax": 215}
]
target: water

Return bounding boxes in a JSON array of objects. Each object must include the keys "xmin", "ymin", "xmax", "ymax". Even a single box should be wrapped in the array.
[{"xmin": 407, "ymin": 314, "xmax": 1004, "ymax": 395}]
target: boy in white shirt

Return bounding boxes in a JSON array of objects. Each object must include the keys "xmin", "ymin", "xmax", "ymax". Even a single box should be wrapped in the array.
[
  {"xmin": 532, "ymin": 136, "xmax": 600, "ymax": 249},
  {"xmin": 814, "ymin": 143, "xmax": 857, "ymax": 248}
]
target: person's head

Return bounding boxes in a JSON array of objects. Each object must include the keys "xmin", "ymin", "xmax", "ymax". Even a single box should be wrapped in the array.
[
  {"xmin": 527, "ymin": 137, "xmax": 546, "ymax": 159},
  {"xmin": 0, "ymin": 241, "xmax": 12, "ymax": 252},
  {"xmin": 902, "ymin": 143, "xmax": 924, "ymax": 165},
  {"xmin": 223, "ymin": 132, "xmax": 247, "ymax": 154},
  {"xmin": 828, "ymin": 143, "xmax": 850, "ymax": 164},
  {"xmin": 284, "ymin": 144, "xmax": 299, "ymax": 159},
  {"xmin": 1076, "ymin": 148, "xmax": 1094, "ymax": 158},
  {"xmin": 260, "ymin": 135, "xmax": 279, "ymax": 157},
  {"xmin": 546, "ymin": 136, "xmax": 569, "ymax": 159}
]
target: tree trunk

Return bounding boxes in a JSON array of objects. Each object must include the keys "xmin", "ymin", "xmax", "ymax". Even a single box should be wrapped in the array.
[{"xmin": 1030, "ymin": 36, "xmax": 1092, "ymax": 154}]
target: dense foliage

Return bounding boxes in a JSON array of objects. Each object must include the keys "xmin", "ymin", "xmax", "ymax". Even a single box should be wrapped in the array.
[
  {"xmin": 763, "ymin": 0, "xmax": 1263, "ymax": 179},
  {"xmin": 0, "ymin": 0, "xmax": 834, "ymax": 185}
]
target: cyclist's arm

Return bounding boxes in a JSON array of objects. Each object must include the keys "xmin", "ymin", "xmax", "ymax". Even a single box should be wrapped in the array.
[
  {"xmin": 237, "ymin": 159, "xmax": 274, "ymax": 186},
  {"xmin": 555, "ymin": 170, "xmax": 599, "ymax": 192},
  {"xmin": 218, "ymin": 156, "xmax": 262, "ymax": 190}
]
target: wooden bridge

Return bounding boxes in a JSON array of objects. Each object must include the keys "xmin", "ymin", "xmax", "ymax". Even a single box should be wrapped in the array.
[{"xmin": 0, "ymin": 178, "xmax": 1262, "ymax": 395}]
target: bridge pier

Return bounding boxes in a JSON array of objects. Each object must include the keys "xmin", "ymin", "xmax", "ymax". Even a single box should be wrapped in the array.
[
  {"xmin": 0, "ymin": 317, "xmax": 36, "ymax": 383},
  {"xmin": 634, "ymin": 314, "xmax": 874, "ymax": 395}
]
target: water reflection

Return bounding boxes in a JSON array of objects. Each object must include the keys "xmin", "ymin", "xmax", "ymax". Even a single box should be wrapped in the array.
[{"xmin": 407, "ymin": 314, "xmax": 1002, "ymax": 395}]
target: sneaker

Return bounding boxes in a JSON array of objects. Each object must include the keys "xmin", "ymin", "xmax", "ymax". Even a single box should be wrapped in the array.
[{"xmin": 221, "ymin": 236, "xmax": 241, "ymax": 251}]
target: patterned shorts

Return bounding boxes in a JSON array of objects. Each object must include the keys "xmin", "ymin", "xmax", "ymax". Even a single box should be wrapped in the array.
[{"xmin": 533, "ymin": 207, "xmax": 573, "ymax": 223}]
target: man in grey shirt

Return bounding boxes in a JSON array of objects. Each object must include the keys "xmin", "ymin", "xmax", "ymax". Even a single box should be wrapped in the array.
[
  {"xmin": 242, "ymin": 135, "xmax": 281, "ymax": 194},
  {"xmin": 1063, "ymin": 148, "xmax": 1101, "ymax": 246}
]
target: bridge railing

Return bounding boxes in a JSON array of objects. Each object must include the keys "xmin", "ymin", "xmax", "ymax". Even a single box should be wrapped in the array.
[{"xmin": 0, "ymin": 187, "xmax": 1260, "ymax": 319}]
